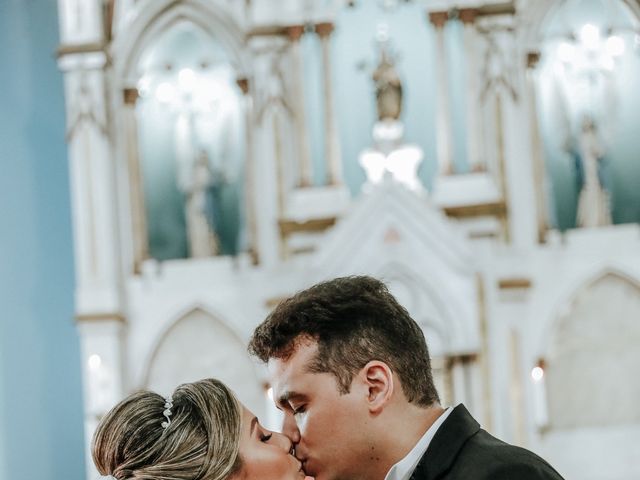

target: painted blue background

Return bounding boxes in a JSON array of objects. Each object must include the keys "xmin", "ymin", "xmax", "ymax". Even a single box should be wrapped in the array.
[{"xmin": 0, "ymin": 0, "xmax": 86, "ymax": 479}]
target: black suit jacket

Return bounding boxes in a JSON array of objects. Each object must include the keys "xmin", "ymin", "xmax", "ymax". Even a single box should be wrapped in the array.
[{"xmin": 410, "ymin": 405, "xmax": 564, "ymax": 480}]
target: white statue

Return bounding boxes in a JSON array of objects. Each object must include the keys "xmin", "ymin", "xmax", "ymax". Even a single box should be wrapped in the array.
[
  {"xmin": 184, "ymin": 150, "xmax": 219, "ymax": 257},
  {"xmin": 575, "ymin": 116, "xmax": 612, "ymax": 228}
]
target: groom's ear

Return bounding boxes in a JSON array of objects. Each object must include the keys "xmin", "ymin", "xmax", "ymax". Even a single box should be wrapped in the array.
[{"xmin": 361, "ymin": 361, "xmax": 394, "ymax": 414}]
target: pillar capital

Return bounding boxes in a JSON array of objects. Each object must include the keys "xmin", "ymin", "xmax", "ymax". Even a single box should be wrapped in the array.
[
  {"xmin": 429, "ymin": 11, "xmax": 449, "ymax": 29},
  {"xmin": 527, "ymin": 51, "xmax": 541, "ymax": 69},
  {"xmin": 459, "ymin": 8, "xmax": 478, "ymax": 25},
  {"xmin": 123, "ymin": 87, "xmax": 139, "ymax": 105},
  {"xmin": 236, "ymin": 77, "xmax": 250, "ymax": 95},
  {"xmin": 286, "ymin": 25, "xmax": 305, "ymax": 42},
  {"xmin": 315, "ymin": 22, "xmax": 334, "ymax": 38}
]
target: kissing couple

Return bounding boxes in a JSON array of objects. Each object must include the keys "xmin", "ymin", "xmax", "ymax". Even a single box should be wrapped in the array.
[{"xmin": 93, "ymin": 276, "xmax": 564, "ymax": 480}]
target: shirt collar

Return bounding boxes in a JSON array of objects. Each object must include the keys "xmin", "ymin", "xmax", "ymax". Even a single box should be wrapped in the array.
[{"xmin": 383, "ymin": 406, "xmax": 454, "ymax": 480}]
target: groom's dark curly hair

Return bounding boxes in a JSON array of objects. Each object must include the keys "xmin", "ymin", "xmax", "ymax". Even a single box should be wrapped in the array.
[{"xmin": 248, "ymin": 275, "xmax": 440, "ymax": 407}]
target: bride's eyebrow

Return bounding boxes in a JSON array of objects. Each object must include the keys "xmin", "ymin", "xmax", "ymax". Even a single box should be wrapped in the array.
[{"xmin": 250, "ymin": 416, "xmax": 259, "ymax": 436}]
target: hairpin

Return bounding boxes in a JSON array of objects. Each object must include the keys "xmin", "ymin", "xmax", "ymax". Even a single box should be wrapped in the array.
[{"xmin": 161, "ymin": 395, "xmax": 173, "ymax": 429}]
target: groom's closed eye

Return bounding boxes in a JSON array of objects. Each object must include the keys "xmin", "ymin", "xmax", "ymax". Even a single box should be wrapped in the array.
[
  {"xmin": 291, "ymin": 404, "xmax": 306, "ymax": 415},
  {"xmin": 277, "ymin": 391, "xmax": 308, "ymax": 413}
]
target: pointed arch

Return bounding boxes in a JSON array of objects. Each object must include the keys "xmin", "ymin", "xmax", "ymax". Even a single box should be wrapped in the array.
[
  {"xmin": 539, "ymin": 264, "xmax": 640, "ymax": 358},
  {"xmin": 112, "ymin": 0, "xmax": 249, "ymax": 85},
  {"xmin": 141, "ymin": 304, "xmax": 265, "ymax": 416},
  {"xmin": 543, "ymin": 266, "xmax": 640, "ymax": 429},
  {"xmin": 518, "ymin": 0, "xmax": 640, "ymax": 50},
  {"xmin": 375, "ymin": 261, "xmax": 455, "ymax": 356}
]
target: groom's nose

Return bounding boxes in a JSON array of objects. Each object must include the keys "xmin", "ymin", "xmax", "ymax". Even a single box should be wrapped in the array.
[{"xmin": 282, "ymin": 412, "xmax": 301, "ymax": 444}]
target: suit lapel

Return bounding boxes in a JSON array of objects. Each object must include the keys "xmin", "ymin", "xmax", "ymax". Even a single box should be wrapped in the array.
[{"xmin": 410, "ymin": 404, "xmax": 480, "ymax": 480}]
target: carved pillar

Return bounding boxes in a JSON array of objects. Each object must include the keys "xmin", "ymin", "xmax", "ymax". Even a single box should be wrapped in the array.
[
  {"xmin": 508, "ymin": 328, "xmax": 527, "ymax": 445},
  {"xmin": 451, "ymin": 356, "xmax": 468, "ymax": 405},
  {"xmin": 526, "ymin": 51, "xmax": 548, "ymax": 243},
  {"xmin": 236, "ymin": 77, "xmax": 259, "ymax": 264},
  {"xmin": 286, "ymin": 25, "xmax": 313, "ymax": 187},
  {"xmin": 59, "ymin": 50, "xmax": 124, "ymax": 480},
  {"xmin": 57, "ymin": 0, "xmax": 105, "ymax": 45},
  {"xmin": 429, "ymin": 11, "xmax": 454, "ymax": 175},
  {"xmin": 315, "ymin": 22, "xmax": 343, "ymax": 186},
  {"xmin": 248, "ymin": 35, "xmax": 292, "ymax": 267},
  {"xmin": 122, "ymin": 87, "xmax": 148, "ymax": 273},
  {"xmin": 460, "ymin": 9, "xmax": 484, "ymax": 172}
]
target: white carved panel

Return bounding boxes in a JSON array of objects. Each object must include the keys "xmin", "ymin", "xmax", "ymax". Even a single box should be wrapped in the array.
[
  {"xmin": 547, "ymin": 273, "xmax": 640, "ymax": 429},
  {"xmin": 145, "ymin": 308, "xmax": 264, "ymax": 418}
]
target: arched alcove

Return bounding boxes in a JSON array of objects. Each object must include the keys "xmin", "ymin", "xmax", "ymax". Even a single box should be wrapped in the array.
[
  {"xmin": 531, "ymin": 0, "xmax": 640, "ymax": 229},
  {"xmin": 136, "ymin": 20, "xmax": 245, "ymax": 260},
  {"xmin": 381, "ymin": 266, "xmax": 452, "ymax": 357},
  {"xmin": 546, "ymin": 270, "xmax": 640, "ymax": 429},
  {"xmin": 377, "ymin": 262, "xmax": 476, "ymax": 408},
  {"xmin": 144, "ymin": 307, "xmax": 264, "ymax": 418}
]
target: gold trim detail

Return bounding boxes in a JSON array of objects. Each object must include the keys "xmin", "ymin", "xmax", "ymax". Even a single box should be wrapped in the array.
[
  {"xmin": 278, "ymin": 217, "xmax": 337, "ymax": 236},
  {"xmin": 459, "ymin": 8, "xmax": 479, "ymax": 25},
  {"xmin": 246, "ymin": 26, "xmax": 289, "ymax": 38},
  {"xmin": 498, "ymin": 278, "xmax": 532, "ymax": 290},
  {"xmin": 57, "ymin": 42, "xmax": 105, "ymax": 57},
  {"xmin": 236, "ymin": 77, "xmax": 250, "ymax": 95},
  {"xmin": 123, "ymin": 88, "xmax": 139, "ymax": 105},
  {"xmin": 315, "ymin": 22, "xmax": 335, "ymax": 38},
  {"xmin": 76, "ymin": 312, "xmax": 126, "ymax": 323},
  {"xmin": 443, "ymin": 201, "xmax": 507, "ymax": 219},
  {"xmin": 477, "ymin": 2, "xmax": 516, "ymax": 16},
  {"xmin": 527, "ymin": 51, "xmax": 541, "ymax": 70},
  {"xmin": 428, "ymin": 11, "xmax": 449, "ymax": 28}
]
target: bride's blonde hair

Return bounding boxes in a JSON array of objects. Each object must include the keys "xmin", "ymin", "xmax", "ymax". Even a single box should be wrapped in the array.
[{"xmin": 92, "ymin": 378, "xmax": 243, "ymax": 480}]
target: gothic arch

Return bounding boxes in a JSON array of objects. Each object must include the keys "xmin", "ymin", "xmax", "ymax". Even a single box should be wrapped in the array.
[
  {"xmin": 518, "ymin": 0, "xmax": 640, "ymax": 50},
  {"xmin": 112, "ymin": 0, "xmax": 249, "ymax": 85},
  {"xmin": 374, "ymin": 261, "xmax": 473, "ymax": 357},
  {"xmin": 141, "ymin": 304, "xmax": 265, "ymax": 415},
  {"xmin": 542, "ymin": 267, "xmax": 640, "ymax": 429},
  {"xmin": 538, "ymin": 265, "xmax": 640, "ymax": 359}
]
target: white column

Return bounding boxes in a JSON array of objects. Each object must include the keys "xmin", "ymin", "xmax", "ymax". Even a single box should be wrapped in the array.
[
  {"xmin": 460, "ymin": 9, "xmax": 484, "ymax": 172},
  {"xmin": 508, "ymin": 328, "xmax": 527, "ymax": 445},
  {"xmin": 59, "ymin": 50, "xmax": 125, "ymax": 480},
  {"xmin": 60, "ymin": 54, "xmax": 123, "ymax": 317},
  {"xmin": 467, "ymin": 357, "xmax": 483, "ymax": 418},
  {"xmin": 526, "ymin": 52, "xmax": 549, "ymax": 243},
  {"xmin": 248, "ymin": 35, "xmax": 292, "ymax": 266},
  {"xmin": 315, "ymin": 22, "xmax": 343, "ymax": 186},
  {"xmin": 286, "ymin": 25, "xmax": 313, "ymax": 187},
  {"xmin": 122, "ymin": 87, "xmax": 148, "ymax": 273},
  {"xmin": 78, "ymin": 319, "xmax": 126, "ymax": 480},
  {"xmin": 57, "ymin": 0, "xmax": 104, "ymax": 46},
  {"xmin": 429, "ymin": 11, "xmax": 454, "ymax": 175},
  {"xmin": 237, "ymin": 77, "xmax": 260, "ymax": 265},
  {"xmin": 451, "ymin": 357, "xmax": 467, "ymax": 406},
  {"xmin": 58, "ymin": 0, "xmax": 126, "ymax": 469}
]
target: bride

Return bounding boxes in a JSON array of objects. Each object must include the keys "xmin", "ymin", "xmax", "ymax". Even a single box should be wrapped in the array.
[{"xmin": 93, "ymin": 378, "xmax": 305, "ymax": 480}]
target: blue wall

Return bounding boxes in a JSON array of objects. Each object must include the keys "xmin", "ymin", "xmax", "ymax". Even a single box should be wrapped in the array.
[{"xmin": 0, "ymin": 1, "xmax": 86, "ymax": 479}]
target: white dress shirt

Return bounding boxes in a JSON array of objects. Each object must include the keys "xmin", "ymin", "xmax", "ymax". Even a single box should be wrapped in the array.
[{"xmin": 383, "ymin": 406, "xmax": 454, "ymax": 480}]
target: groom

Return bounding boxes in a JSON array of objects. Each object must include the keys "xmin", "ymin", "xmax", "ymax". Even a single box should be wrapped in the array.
[{"xmin": 249, "ymin": 276, "xmax": 564, "ymax": 480}]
